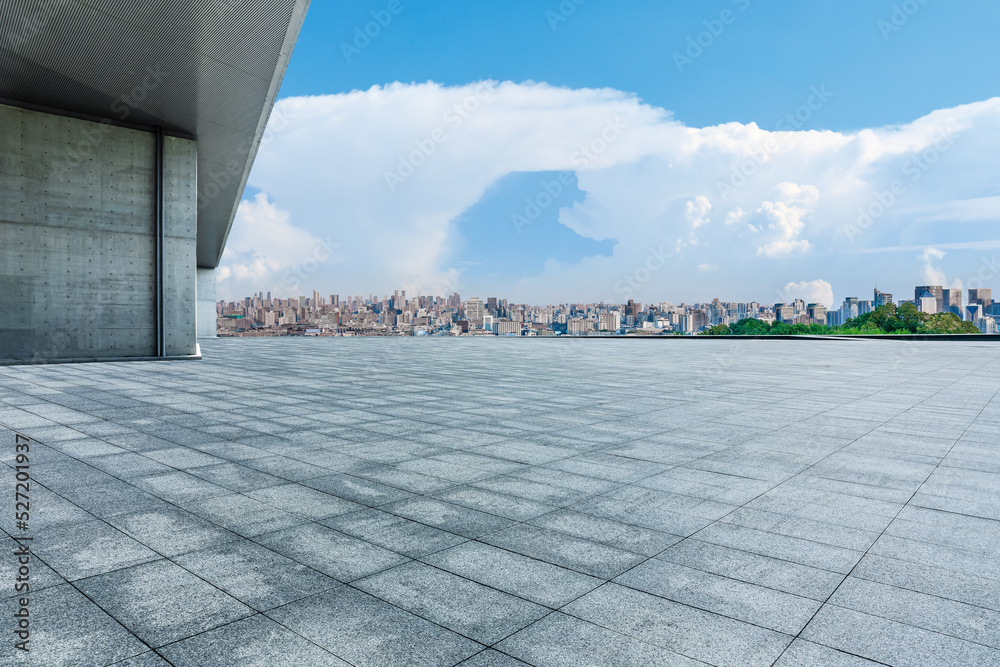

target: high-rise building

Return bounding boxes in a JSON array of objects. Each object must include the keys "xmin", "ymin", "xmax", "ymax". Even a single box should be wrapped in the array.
[
  {"xmin": 874, "ymin": 288, "xmax": 892, "ymax": 307},
  {"xmin": 690, "ymin": 309, "xmax": 708, "ymax": 331},
  {"xmin": 969, "ymin": 288, "xmax": 993, "ymax": 307},
  {"xmin": 914, "ymin": 285, "xmax": 944, "ymax": 313},
  {"xmin": 486, "ymin": 297, "xmax": 499, "ymax": 316},
  {"xmin": 466, "ymin": 297, "xmax": 484, "ymax": 322},
  {"xmin": 917, "ymin": 292, "xmax": 938, "ymax": 314},
  {"xmin": 840, "ymin": 297, "xmax": 859, "ymax": 322},
  {"xmin": 598, "ymin": 311, "xmax": 621, "ymax": 331},
  {"xmin": 943, "ymin": 288, "xmax": 962, "ymax": 315},
  {"xmin": 807, "ymin": 303, "xmax": 827, "ymax": 323},
  {"xmin": 774, "ymin": 303, "xmax": 795, "ymax": 322}
]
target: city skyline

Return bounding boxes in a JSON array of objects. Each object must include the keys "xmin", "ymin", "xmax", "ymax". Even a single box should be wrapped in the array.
[
  {"xmin": 216, "ymin": 281, "xmax": 998, "ymax": 337},
  {"xmin": 217, "ymin": 2, "xmax": 1000, "ymax": 305}
]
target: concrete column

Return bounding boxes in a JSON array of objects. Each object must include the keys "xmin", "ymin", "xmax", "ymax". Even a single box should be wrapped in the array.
[
  {"xmin": 197, "ymin": 268, "xmax": 217, "ymax": 338},
  {"xmin": 162, "ymin": 135, "xmax": 198, "ymax": 355}
]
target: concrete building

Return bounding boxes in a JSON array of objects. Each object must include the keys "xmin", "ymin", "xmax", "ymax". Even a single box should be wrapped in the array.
[
  {"xmin": 807, "ymin": 303, "xmax": 827, "ymax": 324},
  {"xmin": 599, "ymin": 311, "xmax": 621, "ymax": 331},
  {"xmin": 874, "ymin": 288, "xmax": 893, "ymax": 307},
  {"xmin": 493, "ymin": 319, "xmax": 521, "ymax": 335},
  {"xmin": 466, "ymin": 297, "xmax": 484, "ymax": 323},
  {"xmin": 1, "ymin": 1, "xmax": 310, "ymax": 362},
  {"xmin": 774, "ymin": 303, "xmax": 795, "ymax": 323}
]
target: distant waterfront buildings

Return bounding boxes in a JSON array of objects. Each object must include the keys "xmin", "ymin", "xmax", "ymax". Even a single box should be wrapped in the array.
[
  {"xmin": 969, "ymin": 288, "xmax": 993, "ymax": 307},
  {"xmin": 215, "ymin": 283, "xmax": 998, "ymax": 337},
  {"xmin": 466, "ymin": 297, "xmax": 484, "ymax": 322}
]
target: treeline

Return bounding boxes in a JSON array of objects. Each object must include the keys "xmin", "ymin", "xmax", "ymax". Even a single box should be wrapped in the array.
[{"xmin": 700, "ymin": 303, "xmax": 981, "ymax": 336}]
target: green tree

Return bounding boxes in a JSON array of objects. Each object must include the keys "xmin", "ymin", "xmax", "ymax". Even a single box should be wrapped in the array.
[
  {"xmin": 769, "ymin": 322, "xmax": 792, "ymax": 335},
  {"xmin": 919, "ymin": 312, "xmax": 980, "ymax": 334},
  {"xmin": 699, "ymin": 324, "xmax": 732, "ymax": 336},
  {"xmin": 729, "ymin": 318, "xmax": 771, "ymax": 335},
  {"xmin": 895, "ymin": 302, "xmax": 927, "ymax": 333}
]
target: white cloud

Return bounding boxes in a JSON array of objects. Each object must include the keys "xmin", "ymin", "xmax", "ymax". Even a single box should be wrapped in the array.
[
  {"xmin": 218, "ymin": 193, "xmax": 334, "ymax": 299},
  {"xmin": 752, "ymin": 183, "xmax": 818, "ymax": 257},
  {"xmin": 724, "ymin": 207, "xmax": 746, "ymax": 225},
  {"xmin": 918, "ymin": 246, "xmax": 953, "ymax": 287},
  {"xmin": 697, "ymin": 263, "xmax": 717, "ymax": 271},
  {"xmin": 231, "ymin": 81, "xmax": 1000, "ymax": 303},
  {"xmin": 685, "ymin": 196, "xmax": 712, "ymax": 228},
  {"xmin": 779, "ymin": 279, "xmax": 835, "ymax": 309}
]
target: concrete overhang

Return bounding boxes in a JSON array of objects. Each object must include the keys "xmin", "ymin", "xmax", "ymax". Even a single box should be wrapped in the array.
[{"xmin": 0, "ymin": 0, "xmax": 310, "ymax": 268}]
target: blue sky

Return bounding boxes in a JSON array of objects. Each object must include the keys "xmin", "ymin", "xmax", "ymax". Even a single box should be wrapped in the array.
[
  {"xmin": 221, "ymin": 1, "xmax": 1000, "ymax": 306},
  {"xmin": 283, "ymin": 0, "xmax": 999, "ymax": 131}
]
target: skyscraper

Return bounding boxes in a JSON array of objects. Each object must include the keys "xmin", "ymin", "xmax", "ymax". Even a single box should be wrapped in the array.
[
  {"xmin": 917, "ymin": 292, "xmax": 938, "ymax": 314},
  {"xmin": 943, "ymin": 288, "xmax": 962, "ymax": 315},
  {"xmin": 969, "ymin": 288, "xmax": 993, "ymax": 307},
  {"xmin": 807, "ymin": 303, "xmax": 827, "ymax": 323},
  {"xmin": 466, "ymin": 297, "xmax": 484, "ymax": 322},
  {"xmin": 874, "ymin": 288, "xmax": 892, "ymax": 307},
  {"xmin": 841, "ymin": 297, "xmax": 859, "ymax": 322},
  {"xmin": 914, "ymin": 285, "xmax": 944, "ymax": 313},
  {"xmin": 774, "ymin": 303, "xmax": 794, "ymax": 322}
]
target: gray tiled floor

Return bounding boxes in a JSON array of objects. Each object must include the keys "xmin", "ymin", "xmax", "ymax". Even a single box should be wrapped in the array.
[{"xmin": 2, "ymin": 337, "xmax": 1000, "ymax": 666}]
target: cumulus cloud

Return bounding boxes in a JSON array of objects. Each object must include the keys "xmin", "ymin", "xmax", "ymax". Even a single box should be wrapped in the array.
[
  {"xmin": 685, "ymin": 196, "xmax": 712, "ymax": 228},
  {"xmin": 779, "ymin": 279, "xmax": 835, "ymax": 309},
  {"xmin": 218, "ymin": 193, "xmax": 335, "ymax": 299},
  {"xmin": 224, "ymin": 81, "xmax": 1000, "ymax": 303},
  {"xmin": 752, "ymin": 183, "xmax": 818, "ymax": 257},
  {"xmin": 724, "ymin": 207, "xmax": 746, "ymax": 225}
]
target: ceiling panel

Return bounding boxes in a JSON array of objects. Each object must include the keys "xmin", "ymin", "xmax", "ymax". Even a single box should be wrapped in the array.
[{"xmin": 0, "ymin": 0, "xmax": 310, "ymax": 267}]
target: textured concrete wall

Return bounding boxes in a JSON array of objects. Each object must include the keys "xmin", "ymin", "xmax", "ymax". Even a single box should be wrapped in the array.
[
  {"xmin": 163, "ymin": 136, "xmax": 198, "ymax": 354},
  {"xmin": 0, "ymin": 104, "xmax": 198, "ymax": 361},
  {"xmin": 196, "ymin": 268, "xmax": 217, "ymax": 338}
]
